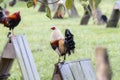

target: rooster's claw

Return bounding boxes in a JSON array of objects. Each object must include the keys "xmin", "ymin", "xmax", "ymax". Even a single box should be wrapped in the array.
[{"xmin": 7, "ymin": 32, "xmax": 11, "ymax": 38}]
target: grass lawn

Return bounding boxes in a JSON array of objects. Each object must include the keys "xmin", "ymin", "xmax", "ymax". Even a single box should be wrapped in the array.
[{"xmin": 0, "ymin": 0, "xmax": 120, "ymax": 80}]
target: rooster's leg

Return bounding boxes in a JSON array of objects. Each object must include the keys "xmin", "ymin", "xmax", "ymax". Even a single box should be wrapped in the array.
[
  {"xmin": 7, "ymin": 29, "xmax": 15, "ymax": 38},
  {"xmin": 10, "ymin": 29, "xmax": 15, "ymax": 37},
  {"xmin": 7, "ymin": 30, "xmax": 12, "ymax": 43},
  {"xmin": 58, "ymin": 56, "xmax": 61, "ymax": 62},
  {"xmin": 11, "ymin": 29, "xmax": 15, "ymax": 36},
  {"xmin": 7, "ymin": 29, "xmax": 12, "ymax": 38},
  {"xmin": 63, "ymin": 55, "xmax": 66, "ymax": 62}
]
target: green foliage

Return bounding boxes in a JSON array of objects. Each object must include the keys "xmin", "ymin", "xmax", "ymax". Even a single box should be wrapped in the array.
[
  {"xmin": 80, "ymin": 0, "xmax": 88, "ymax": 7},
  {"xmin": 27, "ymin": 1, "xmax": 34, "ymax": 8},
  {"xmin": 0, "ymin": 0, "xmax": 3, "ymax": 4},
  {"xmin": 65, "ymin": 0, "xmax": 73, "ymax": 10},
  {"xmin": 79, "ymin": 0, "xmax": 101, "ymax": 9},
  {"xmin": 89, "ymin": 0, "xmax": 101, "ymax": 8},
  {"xmin": 46, "ymin": 5, "xmax": 52, "ymax": 19},
  {"xmin": 26, "ymin": 0, "xmax": 74, "ymax": 19}
]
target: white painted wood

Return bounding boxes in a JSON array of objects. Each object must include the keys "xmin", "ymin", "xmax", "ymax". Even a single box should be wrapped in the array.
[
  {"xmin": 12, "ymin": 35, "xmax": 40, "ymax": 80},
  {"xmin": 58, "ymin": 59, "xmax": 96, "ymax": 80},
  {"xmin": 69, "ymin": 62, "xmax": 86, "ymax": 80},
  {"xmin": 21, "ymin": 35, "xmax": 40, "ymax": 80},
  {"xmin": 17, "ymin": 36, "xmax": 34, "ymax": 80},
  {"xmin": 1, "ymin": 41, "xmax": 16, "ymax": 59},
  {"xmin": 80, "ymin": 60, "xmax": 96, "ymax": 80},
  {"xmin": 59, "ymin": 63, "xmax": 74, "ymax": 80},
  {"xmin": 12, "ymin": 37, "xmax": 29, "ymax": 80}
]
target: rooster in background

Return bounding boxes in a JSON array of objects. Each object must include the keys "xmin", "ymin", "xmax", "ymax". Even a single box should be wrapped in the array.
[
  {"xmin": 53, "ymin": 0, "xmax": 65, "ymax": 19},
  {"xmin": 0, "ymin": 7, "xmax": 4, "ymax": 20},
  {"xmin": 50, "ymin": 27, "xmax": 75, "ymax": 62},
  {"xmin": 9, "ymin": 0, "xmax": 16, "ymax": 7},
  {"xmin": 0, "ymin": 11, "xmax": 21, "ymax": 37}
]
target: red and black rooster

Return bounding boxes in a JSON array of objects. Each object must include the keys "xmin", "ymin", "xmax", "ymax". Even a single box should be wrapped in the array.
[{"xmin": 0, "ymin": 8, "xmax": 21, "ymax": 37}]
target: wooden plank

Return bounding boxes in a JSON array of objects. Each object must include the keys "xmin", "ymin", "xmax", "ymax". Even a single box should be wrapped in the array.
[
  {"xmin": 52, "ymin": 63, "xmax": 62, "ymax": 80},
  {"xmin": 0, "ymin": 39, "xmax": 15, "ymax": 80},
  {"xmin": 0, "ymin": 58, "xmax": 14, "ymax": 79},
  {"xmin": 12, "ymin": 37, "xmax": 29, "ymax": 80},
  {"xmin": 3, "ymin": 59, "xmax": 13, "ymax": 73},
  {"xmin": 12, "ymin": 35, "xmax": 40, "ymax": 80},
  {"xmin": 0, "ymin": 58, "xmax": 13, "ymax": 74},
  {"xmin": 1, "ymin": 41, "xmax": 16, "ymax": 59},
  {"xmin": 69, "ymin": 62, "xmax": 86, "ymax": 80},
  {"xmin": 58, "ymin": 63, "xmax": 74, "ymax": 80},
  {"xmin": 21, "ymin": 35, "xmax": 40, "ymax": 80},
  {"xmin": 16, "ymin": 36, "xmax": 35, "ymax": 80},
  {"xmin": 80, "ymin": 60, "xmax": 96, "ymax": 80}
]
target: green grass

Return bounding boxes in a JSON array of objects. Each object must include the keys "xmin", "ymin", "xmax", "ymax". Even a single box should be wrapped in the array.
[{"xmin": 0, "ymin": 0, "xmax": 120, "ymax": 80}]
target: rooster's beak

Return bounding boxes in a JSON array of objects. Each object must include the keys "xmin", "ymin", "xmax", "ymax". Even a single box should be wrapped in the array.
[{"xmin": 17, "ymin": 11, "xmax": 20, "ymax": 14}]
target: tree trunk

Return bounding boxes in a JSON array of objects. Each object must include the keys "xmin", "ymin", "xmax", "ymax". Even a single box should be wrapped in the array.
[
  {"xmin": 107, "ymin": 1, "xmax": 120, "ymax": 28},
  {"xmin": 80, "ymin": 5, "xmax": 91, "ymax": 25},
  {"xmin": 38, "ymin": 0, "xmax": 48, "ymax": 12},
  {"xmin": 107, "ymin": 9, "xmax": 120, "ymax": 28},
  {"xmin": 67, "ymin": 0, "xmax": 79, "ymax": 18},
  {"xmin": 80, "ymin": 12, "xmax": 90, "ymax": 25},
  {"xmin": 95, "ymin": 47, "xmax": 112, "ymax": 80},
  {"xmin": 19, "ymin": 0, "xmax": 28, "ymax": 1}
]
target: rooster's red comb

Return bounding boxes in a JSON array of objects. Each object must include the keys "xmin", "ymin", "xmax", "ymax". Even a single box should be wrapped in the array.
[{"xmin": 51, "ymin": 27, "xmax": 56, "ymax": 30}]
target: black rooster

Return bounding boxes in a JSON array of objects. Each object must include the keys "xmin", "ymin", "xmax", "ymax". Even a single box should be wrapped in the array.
[{"xmin": 65, "ymin": 29, "xmax": 75, "ymax": 55}]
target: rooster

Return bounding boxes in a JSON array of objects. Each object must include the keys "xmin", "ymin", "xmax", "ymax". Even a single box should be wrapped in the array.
[
  {"xmin": 101, "ymin": 15, "xmax": 108, "ymax": 23},
  {"xmin": 1, "ymin": 11, "xmax": 21, "ymax": 37},
  {"xmin": 0, "ymin": 7, "xmax": 4, "ymax": 21},
  {"xmin": 50, "ymin": 27, "xmax": 75, "ymax": 62},
  {"xmin": 53, "ymin": 0, "xmax": 65, "ymax": 19},
  {"xmin": 9, "ymin": 0, "xmax": 16, "ymax": 7}
]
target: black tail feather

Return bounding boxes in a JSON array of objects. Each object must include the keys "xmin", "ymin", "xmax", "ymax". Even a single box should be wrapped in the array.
[{"xmin": 65, "ymin": 29, "xmax": 75, "ymax": 55}]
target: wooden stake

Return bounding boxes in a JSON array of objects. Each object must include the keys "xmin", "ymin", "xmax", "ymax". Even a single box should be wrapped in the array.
[{"xmin": 95, "ymin": 47, "xmax": 112, "ymax": 80}]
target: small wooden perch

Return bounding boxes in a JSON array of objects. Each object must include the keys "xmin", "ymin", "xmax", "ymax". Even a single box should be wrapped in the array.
[
  {"xmin": 0, "ymin": 35, "xmax": 40, "ymax": 80},
  {"xmin": 52, "ymin": 59, "xmax": 96, "ymax": 80}
]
